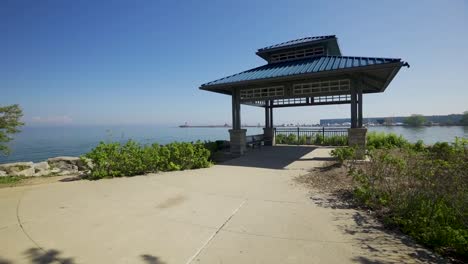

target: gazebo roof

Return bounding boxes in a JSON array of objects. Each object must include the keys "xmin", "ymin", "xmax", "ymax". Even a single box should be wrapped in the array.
[
  {"xmin": 200, "ymin": 56, "xmax": 407, "ymax": 94},
  {"xmin": 200, "ymin": 35, "xmax": 408, "ymax": 101},
  {"xmin": 202, "ymin": 56, "xmax": 401, "ymax": 86}
]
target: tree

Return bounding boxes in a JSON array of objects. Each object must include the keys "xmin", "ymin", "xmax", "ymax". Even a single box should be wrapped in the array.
[
  {"xmin": 404, "ymin": 114, "xmax": 426, "ymax": 127},
  {"xmin": 0, "ymin": 104, "xmax": 24, "ymax": 155},
  {"xmin": 460, "ymin": 111, "xmax": 468, "ymax": 126}
]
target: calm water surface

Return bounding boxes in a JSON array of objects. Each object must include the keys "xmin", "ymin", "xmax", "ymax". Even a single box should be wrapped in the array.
[{"xmin": 1, "ymin": 125, "xmax": 467, "ymax": 163}]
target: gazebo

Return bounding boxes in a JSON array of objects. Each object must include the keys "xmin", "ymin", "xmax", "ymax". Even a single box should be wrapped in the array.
[{"xmin": 200, "ymin": 35, "xmax": 408, "ymax": 157}]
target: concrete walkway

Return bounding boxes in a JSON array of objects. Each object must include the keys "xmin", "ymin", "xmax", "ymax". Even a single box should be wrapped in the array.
[{"xmin": 0, "ymin": 146, "xmax": 442, "ymax": 264}]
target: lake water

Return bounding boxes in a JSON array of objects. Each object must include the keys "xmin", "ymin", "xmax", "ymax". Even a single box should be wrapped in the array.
[{"xmin": 1, "ymin": 125, "xmax": 467, "ymax": 164}]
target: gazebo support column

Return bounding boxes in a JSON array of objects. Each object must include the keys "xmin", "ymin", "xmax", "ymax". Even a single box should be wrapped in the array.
[
  {"xmin": 348, "ymin": 81, "xmax": 367, "ymax": 159},
  {"xmin": 229, "ymin": 88, "xmax": 246, "ymax": 155},
  {"xmin": 263, "ymin": 100, "xmax": 275, "ymax": 146}
]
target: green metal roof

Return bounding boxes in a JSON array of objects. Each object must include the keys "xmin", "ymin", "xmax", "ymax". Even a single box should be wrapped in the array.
[
  {"xmin": 256, "ymin": 35, "xmax": 342, "ymax": 61},
  {"xmin": 257, "ymin": 35, "xmax": 336, "ymax": 52},
  {"xmin": 201, "ymin": 56, "xmax": 404, "ymax": 88}
]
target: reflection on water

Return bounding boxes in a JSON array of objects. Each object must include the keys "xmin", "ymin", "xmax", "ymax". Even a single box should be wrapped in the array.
[{"xmin": 0, "ymin": 125, "xmax": 466, "ymax": 163}]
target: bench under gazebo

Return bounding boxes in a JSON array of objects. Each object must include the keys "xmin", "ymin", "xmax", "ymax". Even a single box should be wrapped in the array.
[{"xmin": 200, "ymin": 35, "xmax": 408, "ymax": 157}]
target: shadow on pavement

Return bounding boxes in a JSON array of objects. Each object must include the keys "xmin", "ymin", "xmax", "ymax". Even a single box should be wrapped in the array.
[
  {"xmin": 220, "ymin": 145, "xmax": 317, "ymax": 169},
  {"xmin": 24, "ymin": 248, "xmax": 75, "ymax": 264},
  {"xmin": 0, "ymin": 248, "xmax": 168, "ymax": 264},
  {"xmin": 0, "ymin": 257, "xmax": 13, "ymax": 264},
  {"xmin": 140, "ymin": 254, "xmax": 166, "ymax": 264}
]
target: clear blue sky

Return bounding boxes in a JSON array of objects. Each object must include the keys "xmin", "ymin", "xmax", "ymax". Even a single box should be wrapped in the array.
[{"xmin": 2, "ymin": 0, "xmax": 467, "ymax": 126}]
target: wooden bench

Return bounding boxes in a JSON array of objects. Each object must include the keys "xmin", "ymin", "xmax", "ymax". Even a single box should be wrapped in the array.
[{"xmin": 246, "ymin": 134, "xmax": 265, "ymax": 149}]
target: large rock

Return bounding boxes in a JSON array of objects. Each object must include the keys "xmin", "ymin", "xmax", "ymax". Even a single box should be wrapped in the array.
[
  {"xmin": 47, "ymin": 156, "xmax": 88, "ymax": 176},
  {"xmin": 33, "ymin": 161, "xmax": 51, "ymax": 177},
  {"xmin": 0, "ymin": 171, "xmax": 7, "ymax": 177},
  {"xmin": 48, "ymin": 156, "xmax": 85, "ymax": 171},
  {"xmin": 0, "ymin": 162, "xmax": 35, "ymax": 176}
]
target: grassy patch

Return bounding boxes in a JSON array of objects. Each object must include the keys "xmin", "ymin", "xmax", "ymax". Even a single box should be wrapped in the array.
[{"xmin": 0, "ymin": 176, "xmax": 25, "ymax": 185}]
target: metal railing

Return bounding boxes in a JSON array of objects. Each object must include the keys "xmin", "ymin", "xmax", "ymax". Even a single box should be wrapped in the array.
[{"xmin": 274, "ymin": 127, "xmax": 348, "ymax": 145}]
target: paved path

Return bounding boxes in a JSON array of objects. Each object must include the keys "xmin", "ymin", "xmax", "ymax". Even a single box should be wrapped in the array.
[{"xmin": 0, "ymin": 146, "xmax": 442, "ymax": 264}]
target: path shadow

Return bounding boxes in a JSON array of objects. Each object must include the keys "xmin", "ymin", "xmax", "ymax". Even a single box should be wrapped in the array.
[
  {"xmin": 140, "ymin": 254, "xmax": 166, "ymax": 264},
  {"xmin": 219, "ymin": 145, "xmax": 318, "ymax": 169},
  {"xmin": 13, "ymin": 248, "xmax": 167, "ymax": 264},
  {"xmin": 333, "ymin": 210, "xmax": 447, "ymax": 263},
  {"xmin": 0, "ymin": 257, "xmax": 13, "ymax": 264},
  {"xmin": 23, "ymin": 248, "xmax": 75, "ymax": 264}
]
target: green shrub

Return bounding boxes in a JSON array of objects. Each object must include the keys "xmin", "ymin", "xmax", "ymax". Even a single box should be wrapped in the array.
[
  {"xmin": 82, "ymin": 140, "xmax": 212, "ymax": 180},
  {"xmin": 330, "ymin": 147, "xmax": 355, "ymax": 164},
  {"xmin": 275, "ymin": 134, "xmax": 286, "ymax": 144},
  {"xmin": 276, "ymin": 133, "xmax": 347, "ymax": 146},
  {"xmin": 349, "ymin": 143, "xmax": 468, "ymax": 258},
  {"xmin": 322, "ymin": 135, "xmax": 348, "ymax": 146},
  {"xmin": 202, "ymin": 140, "xmax": 227, "ymax": 160},
  {"xmin": 286, "ymin": 134, "xmax": 297, "ymax": 144},
  {"xmin": 366, "ymin": 131, "xmax": 409, "ymax": 150},
  {"xmin": 297, "ymin": 135, "xmax": 307, "ymax": 145},
  {"xmin": 313, "ymin": 134, "xmax": 323, "ymax": 144},
  {"xmin": 410, "ymin": 139, "xmax": 426, "ymax": 152}
]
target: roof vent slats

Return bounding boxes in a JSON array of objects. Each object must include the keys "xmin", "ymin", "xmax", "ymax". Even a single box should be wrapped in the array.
[{"xmin": 256, "ymin": 35, "xmax": 341, "ymax": 63}]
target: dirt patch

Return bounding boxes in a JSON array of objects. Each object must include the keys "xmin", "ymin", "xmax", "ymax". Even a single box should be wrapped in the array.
[
  {"xmin": 294, "ymin": 161, "xmax": 357, "ymax": 209},
  {"xmin": 295, "ymin": 161, "xmax": 353, "ymax": 193}
]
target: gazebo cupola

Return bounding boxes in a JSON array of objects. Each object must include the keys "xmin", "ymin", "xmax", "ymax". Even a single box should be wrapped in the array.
[
  {"xmin": 256, "ymin": 35, "xmax": 342, "ymax": 63},
  {"xmin": 200, "ymin": 35, "xmax": 409, "ymax": 156}
]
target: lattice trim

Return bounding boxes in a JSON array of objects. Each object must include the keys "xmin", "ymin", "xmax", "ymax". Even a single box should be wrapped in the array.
[
  {"xmin": 273, "ymin": 98, "xmax": 307, "ymax": 106},
  {"xmin": 293, "ymin": 79, "xmax": 350, "ymax": 95},
  {"xmin": 270, "ymin": 46, "xmax": 325, "ymax": 62},
  {"xmin": 314, "ymin": 94, "xmax": 350, "ymax": 103},
  {"xmin": 240, "ymin": 86, "xmax": 284, "ymax": 100}
]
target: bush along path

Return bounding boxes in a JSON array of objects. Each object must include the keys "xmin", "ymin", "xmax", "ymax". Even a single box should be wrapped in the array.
[
  {"xmin": 276, "ymin": 133, "xmax": 348, "ymax": 146},
  {"xmin": 330, "ymin": 133, "xmax": 468, "ymax": 262},
  {"xmin": 81, "ymin": 140, "xmax": 214, "ymax": 180}
]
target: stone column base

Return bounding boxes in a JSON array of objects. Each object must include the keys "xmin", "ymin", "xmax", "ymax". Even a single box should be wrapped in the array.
[
  {"xmin": 263, "ymin": 127, "xmax": 275, "ymax": 146},
  {"xmin": 229, "ymin": 129, "xmax": 247, "ymax": 155},
  {"xmin": 348, "ymin": 128, "xmax": 367, "ymax": 159}
]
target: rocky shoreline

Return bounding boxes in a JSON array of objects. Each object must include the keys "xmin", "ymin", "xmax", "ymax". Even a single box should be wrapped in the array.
[{"xmin": 0, "ymin": 157, "xmax": 88, "ymax": 177}]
